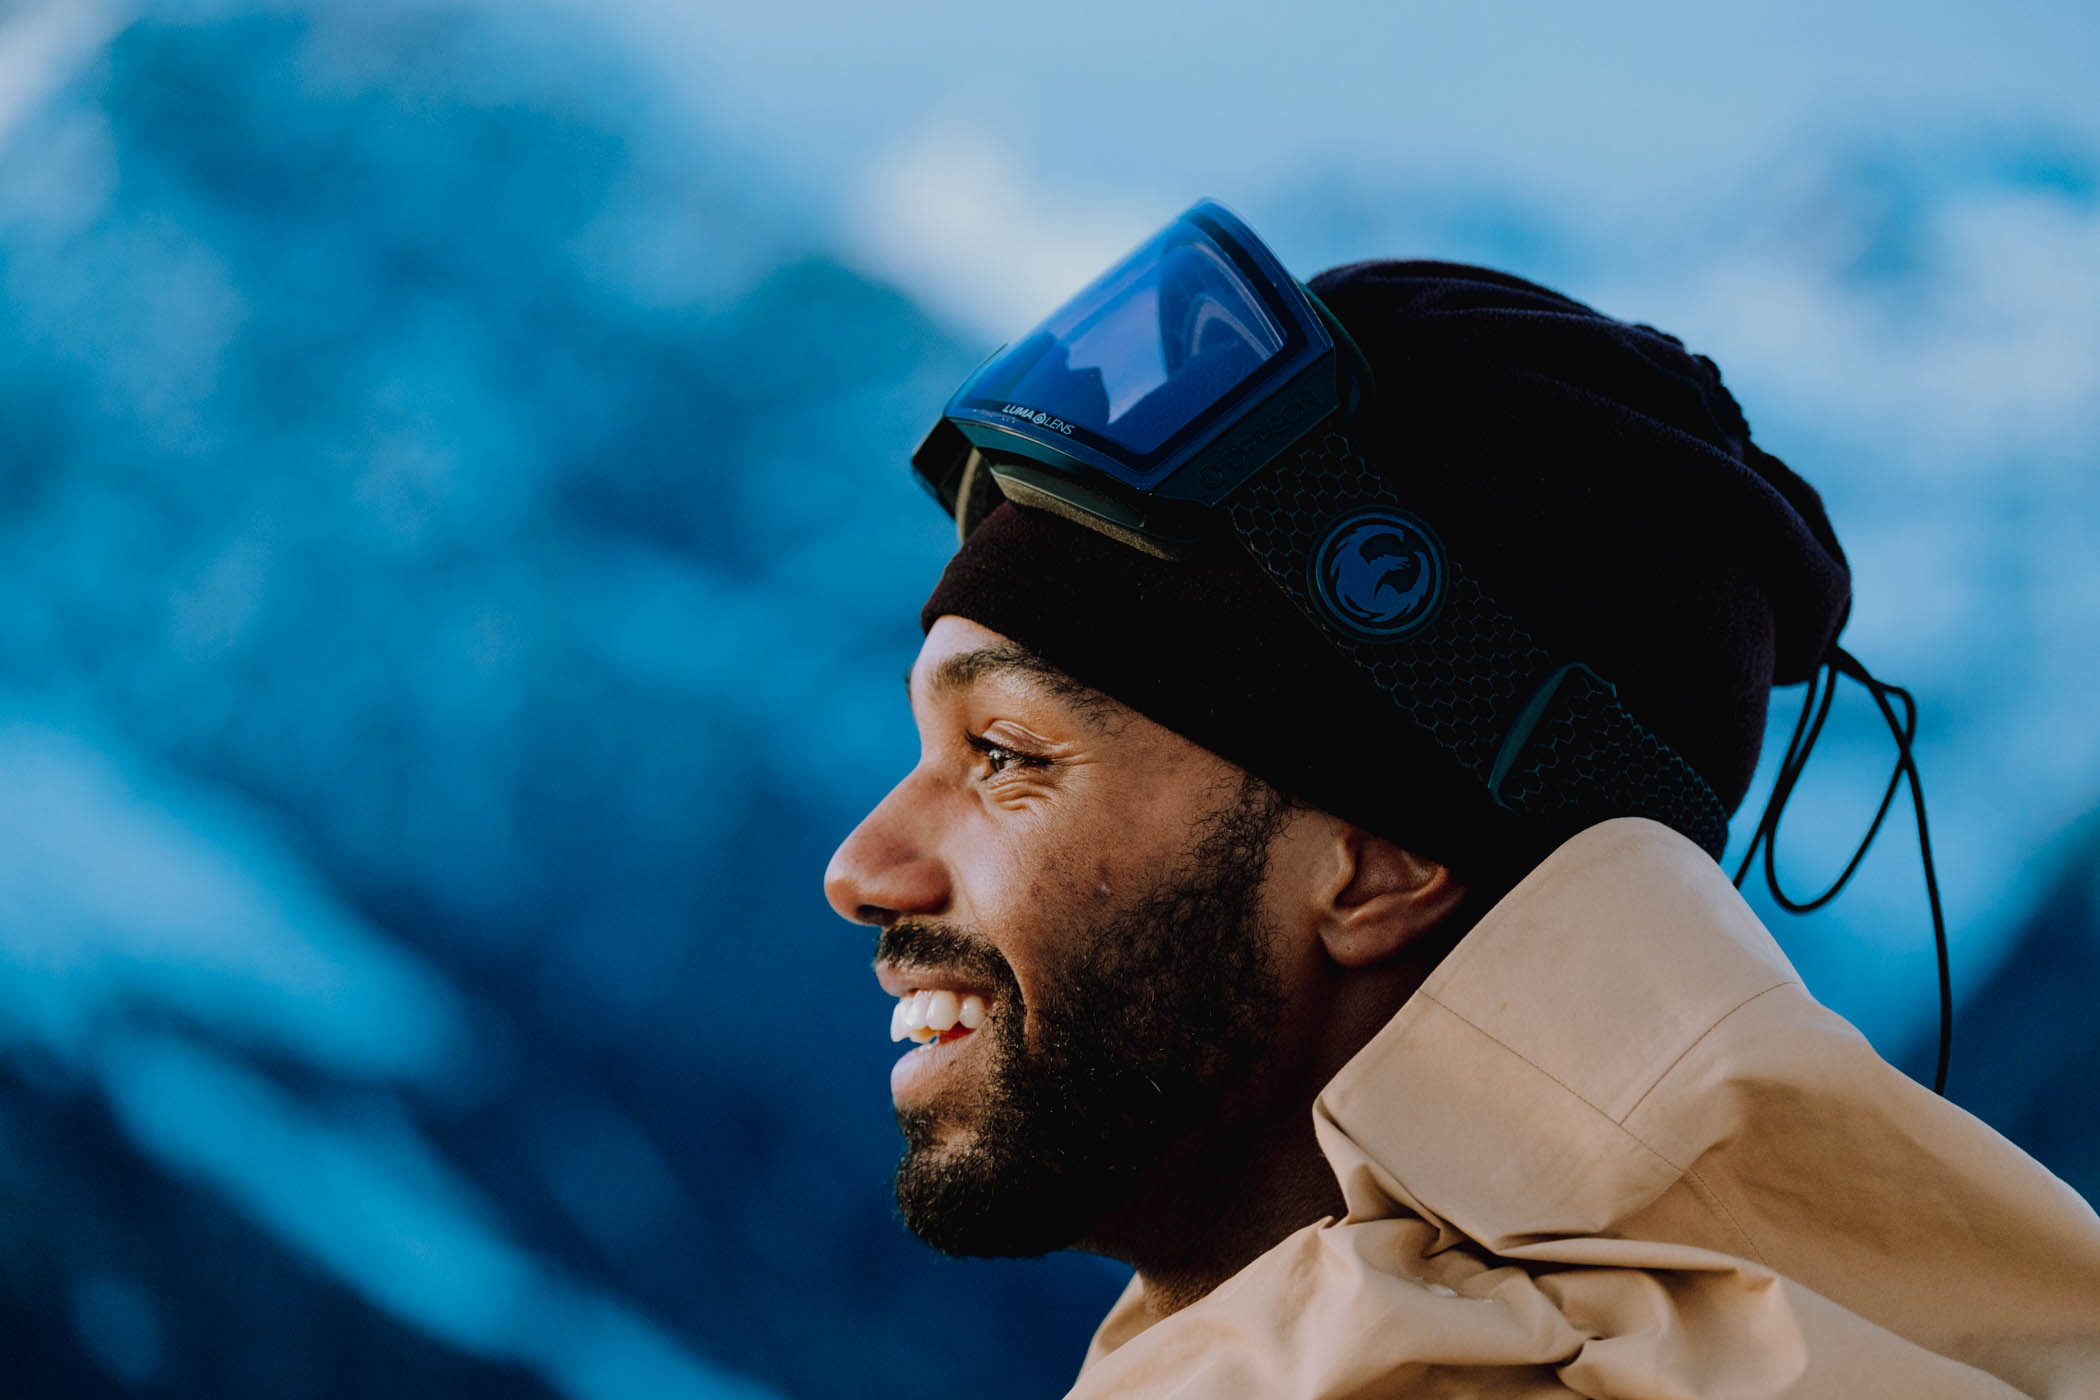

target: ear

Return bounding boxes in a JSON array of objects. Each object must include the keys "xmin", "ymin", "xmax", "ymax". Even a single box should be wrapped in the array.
[{"xmin": 1315, "ymin": 828, "xmax": 1468, "ymax": 969}]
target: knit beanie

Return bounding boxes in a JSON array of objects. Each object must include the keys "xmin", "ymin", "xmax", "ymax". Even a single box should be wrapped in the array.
[{"xmin": 921, "ymin": 260, "xmax": 1851, "ymax": 889}]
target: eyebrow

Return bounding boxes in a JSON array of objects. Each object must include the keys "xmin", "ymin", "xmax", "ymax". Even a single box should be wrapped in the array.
[{"xmin": 913, "ymin": 644, "xmax": 1125, "ymax": 728}]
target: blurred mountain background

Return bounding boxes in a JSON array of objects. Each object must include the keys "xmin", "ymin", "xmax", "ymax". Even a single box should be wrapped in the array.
[{"xmin": 0, "ymin": 1, "xmax": 2092, "ymax": 1397}]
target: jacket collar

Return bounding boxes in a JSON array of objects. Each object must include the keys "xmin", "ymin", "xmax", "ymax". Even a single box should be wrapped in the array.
[
  {"xmin": 1086, "ymin": 818, "xmax": 1798, "ymax": 1360},
  {"xmin": 1312, "ymin": 817, "xmax": 1799, "ymax": 1254}
]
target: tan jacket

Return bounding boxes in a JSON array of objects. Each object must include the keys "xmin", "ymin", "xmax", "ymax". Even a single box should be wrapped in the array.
[{"xmin": 1073, "ymin": 819, "xmax": 2100, "ymax": 1398}]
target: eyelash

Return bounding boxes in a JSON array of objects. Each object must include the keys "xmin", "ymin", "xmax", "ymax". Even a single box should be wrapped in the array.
[{"xmin": 964, "ymin": 731, "xmax": 1049, "ymax": 777}]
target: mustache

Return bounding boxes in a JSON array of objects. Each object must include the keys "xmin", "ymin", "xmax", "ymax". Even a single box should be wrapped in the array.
[{"xmin": 875, "ymin": 920, "xmax": 1017, "ymax": 992}]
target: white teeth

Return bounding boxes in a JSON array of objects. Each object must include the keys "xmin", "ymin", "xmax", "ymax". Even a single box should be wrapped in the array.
[
  {"xmin": 888, "ymin": 987, "xmax": 988, "ymax": 1046},
  {"xmin": 924, "ymin": 990, "xmax": 960, "ymax": 1033},
  {"xmin": 905, "ymin": 990, "xmax": 936, "ymax": 1044}
]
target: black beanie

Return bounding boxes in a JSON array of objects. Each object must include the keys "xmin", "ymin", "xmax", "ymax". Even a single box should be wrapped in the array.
[{"xmin": 921, "ymin": 260, "xmax": 1851, "ymax": 888}]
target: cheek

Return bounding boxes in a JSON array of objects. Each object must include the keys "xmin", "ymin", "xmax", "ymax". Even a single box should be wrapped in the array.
[
  {"xmin": 1022, "ymin": 845, "xmax": 1141, "ymax": 922},
  {"xmin": 964, "ymin": 816, "xmax": 1113, "ymax": 910},
  {"xmin": 951, "ymin": 845, "xmax": 1107, "ymax": 1025},
  {"xmin": 943, "ymin": 834, "xmax": 1067, "ymax": 971},
  {"xmin": 946, "ymin": 790, "xmax": 1196, "ymax": 998}
]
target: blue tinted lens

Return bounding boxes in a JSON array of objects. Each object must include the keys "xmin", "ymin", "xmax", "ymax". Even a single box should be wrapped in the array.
[{"xmin": 958, "ymin": 221, "xmax": 1286, "ymax": 456}]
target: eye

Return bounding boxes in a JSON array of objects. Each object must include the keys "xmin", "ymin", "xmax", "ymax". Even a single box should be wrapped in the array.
[{"xmin": 964, "ymin": 730, "xmax": 1048, "ymax": 778}]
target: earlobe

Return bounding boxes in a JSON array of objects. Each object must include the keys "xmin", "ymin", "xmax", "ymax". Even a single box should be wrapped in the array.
[{"xmin": 1317, "ymin": 829, "xmax": 1468, "ymax": 969}]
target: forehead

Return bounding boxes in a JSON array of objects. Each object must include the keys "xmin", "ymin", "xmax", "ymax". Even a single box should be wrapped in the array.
[
  {"xmin": 907, "ymin": 615, "xmax": 1251, "ymax": 793},
  {"xmin": 909, "ymin": 617, "xmax": 1123, "ymax": 725}
]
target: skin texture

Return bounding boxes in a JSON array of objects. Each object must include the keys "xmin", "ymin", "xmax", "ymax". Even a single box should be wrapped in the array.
[
  {"xmin": 878, "ymin": 770, "xmax": 1294, "ymax": 1262},
  {"xmin": 824, "ymin": 616, "xmax": 1469, "ymax": 1317}
]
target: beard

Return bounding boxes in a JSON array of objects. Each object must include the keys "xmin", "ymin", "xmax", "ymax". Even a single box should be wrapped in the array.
[{"xmin": 881, "ymin": 774, "xmax": 1290, "ymax": 1258}]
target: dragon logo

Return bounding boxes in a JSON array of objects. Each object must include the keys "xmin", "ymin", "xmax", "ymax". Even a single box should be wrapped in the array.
[{"xmin": 1310, "ymin": 509, "xmax": 1447, "ymax": 640}]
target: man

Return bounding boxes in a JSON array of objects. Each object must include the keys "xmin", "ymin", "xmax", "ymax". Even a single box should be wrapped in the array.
[{"xmin": 823, "ymin": 202, "xmax": 2100, "ymax": 1396}]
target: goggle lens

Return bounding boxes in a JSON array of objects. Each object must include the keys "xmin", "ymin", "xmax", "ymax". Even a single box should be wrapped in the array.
[{"xmin": 950, "ymin": 216, "xmax": 1290, "ymax": 480}]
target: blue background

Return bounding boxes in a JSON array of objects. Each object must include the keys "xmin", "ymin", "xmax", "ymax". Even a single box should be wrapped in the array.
[{"xmin": 0, "ymin": 2, "xmax": 2095, "ymax": 1396}]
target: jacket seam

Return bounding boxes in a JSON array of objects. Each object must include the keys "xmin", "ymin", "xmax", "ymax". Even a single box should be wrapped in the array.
[
  {"xmin": 1419, "ymin": 990, "xmax": 1621, "ymax": 1122},
  {"xmin": 1617, "ymin": 979, "xmax": 1796, "ymax": 1124},
  {"xmin": 1676, "ymin": 1164, "xmax": 1769, "ymax": 1266},
  {"xmin": 1612, "ymin": 980, "xmax": 1796, "ymax": 1267},
  {"xmin": 1419, "ymin": 982, "xmax": 1792, "ymax": 1267}
]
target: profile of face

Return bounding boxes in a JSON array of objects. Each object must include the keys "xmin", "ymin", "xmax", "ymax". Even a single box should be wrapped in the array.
[{"xmin": 822, "ymin": 617, "xmax": 1304, "ymax": 1257}]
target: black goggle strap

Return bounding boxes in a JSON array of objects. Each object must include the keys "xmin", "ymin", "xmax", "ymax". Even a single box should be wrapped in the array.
[
  {"xmin": 1222, "ymin": 426, "xmax": 1732, "ymax": 860},
  {"xmin": 1732, "ymin": 647, "xmax": 1952, "ymax": 1095}
]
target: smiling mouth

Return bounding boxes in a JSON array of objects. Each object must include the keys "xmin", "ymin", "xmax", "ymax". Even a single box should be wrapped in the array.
[{"xmin": 889, "ymin": 988, "xmax": 988, "ymax": 1048}]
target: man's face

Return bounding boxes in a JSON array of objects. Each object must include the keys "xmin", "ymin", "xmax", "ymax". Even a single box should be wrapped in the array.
[{"xmin": 823, "ymin": 617, "xmax": 1301, "ymax": 1257}]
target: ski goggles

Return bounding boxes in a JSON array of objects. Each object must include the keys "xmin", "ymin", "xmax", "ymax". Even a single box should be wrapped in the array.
[
  {"xmin": 910, "ymin": 199, "xmax": 1733, "ymax": 860},
  {"xmin": 913, "ymin": 199, "xmax": 1366, "ymax": 558}
]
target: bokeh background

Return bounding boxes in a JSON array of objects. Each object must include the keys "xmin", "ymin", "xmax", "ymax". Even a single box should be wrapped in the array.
[{"xmin": 1, "ymin": 0, "xmax": 2095, "ymax": 1395}]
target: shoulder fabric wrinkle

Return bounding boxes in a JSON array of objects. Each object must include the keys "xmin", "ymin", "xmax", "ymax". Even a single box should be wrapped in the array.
[{"xmin": 1070, "ymin": 819, "xmax": 2100, "ymax": 1399}]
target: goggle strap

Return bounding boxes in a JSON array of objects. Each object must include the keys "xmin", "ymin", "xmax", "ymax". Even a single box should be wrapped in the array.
[{"xmin": 1224, "ymin": 427, "xmax": 1732, "ymax": 858}]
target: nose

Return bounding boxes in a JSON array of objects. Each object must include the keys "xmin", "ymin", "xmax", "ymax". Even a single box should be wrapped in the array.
[{"xmin": 823, "ymin": 774, "xmax": 950, "ymax": 927}]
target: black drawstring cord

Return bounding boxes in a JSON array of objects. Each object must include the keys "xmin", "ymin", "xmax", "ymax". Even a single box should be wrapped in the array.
[{"xmin": 1733, "ymin": 646, "xmax": 1953, "ymax": 1096}]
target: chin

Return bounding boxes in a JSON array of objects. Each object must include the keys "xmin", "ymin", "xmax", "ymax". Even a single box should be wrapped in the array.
[{"xmin": 893, "ymin": 1112, "xmax": 1117, "ymax": 1258}]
